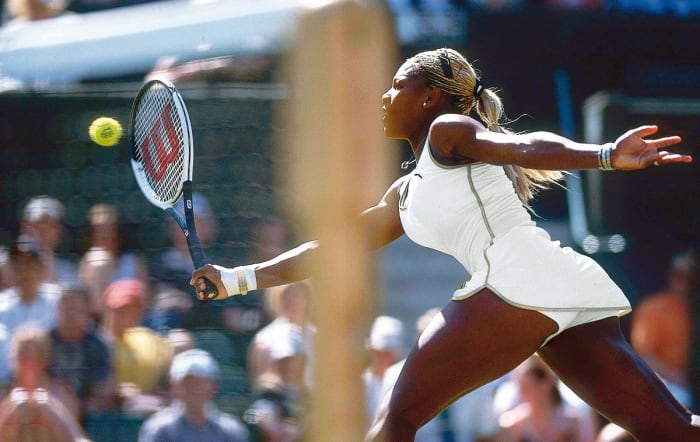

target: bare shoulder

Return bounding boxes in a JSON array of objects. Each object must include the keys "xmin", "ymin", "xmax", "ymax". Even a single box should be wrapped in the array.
[
  {"xmin": 428, "ymin": 114, "xmax": 490, "ymax": 163},
  {"xmin": 432, "ymin": 113, "xmax": 483, "ymax": 138},
  {"xmin": 431, "ymin": 113, "xmax": 485, "ymax": 132}
]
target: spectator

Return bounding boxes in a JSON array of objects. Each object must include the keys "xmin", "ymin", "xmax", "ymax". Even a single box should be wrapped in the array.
[
  {"xmin": 491, "ymin": 364, "xmax": 599, "ymax": 441},
  {"xmin": 255, "ymin": 322, "xmax": 307, "ymax": 401},
  {"xmin": 247, "ymin": 281, "xmax": 314, "ymax": 440},
  {"xmin": 0, "ymin": 235, "xmax": 61, "ymax": 388},
  {"xmin": 78, "ymin": 203, "xmax": 146, "ymax": 323},
  {"xmin": 138, "ymin": 348, "xmax": 249, "ymax": 442},
  {"xmin": 248, "ymin": 282, "xmax": 315, "ymax": 398},
  {"xmin": 1, "ymin": 324, "xmax": 80, "ymax": 425},
  {"xmin": 0, "ymin": 386, "xmax": 86, "ymax": 442},
  {"xmin": 101, "ymin": 278, "xmax": 171, "ymax": 416},
  {"xmin": 493, "ymin": 355, "xmax": 584, "ymax": 442},
  {"xmin": 630, "ymin": 249, "xmax": 697, "ymax": 408},
  {"xmin": 222, "ymin": 217, "xmax": 292, "ymax": 367},
  {"xmin": 20, "ymin": 195, "xmax": 77, "ymax": 286},
  {"xmin": 49, "ymin": 282, "xmax": 114, "ymax": 417},
  {"xmin": 379, "ymin": 307, "xmax": 501, "ymax": 442},
  {"xmin": 363, "ymin": 315, "xmax": 405, "ymax": 427}
]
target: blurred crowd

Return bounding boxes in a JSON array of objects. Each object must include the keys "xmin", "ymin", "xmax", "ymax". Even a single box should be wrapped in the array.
[
  {"xmin": 3, "ymin": 0, "xmax": 700, "ymax": 30},
  {"xmin": 0, "ymin": 193, "xmax": 696, "ymax": 441},
  {"xmin": 0, "ymin": 194, "xmax": 309, "ymax": 441}
]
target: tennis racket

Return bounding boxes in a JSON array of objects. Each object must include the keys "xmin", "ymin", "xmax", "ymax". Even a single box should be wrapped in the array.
[{"xmin": 130, "ymin": 79, "xmax": 218, "ymax": 300}]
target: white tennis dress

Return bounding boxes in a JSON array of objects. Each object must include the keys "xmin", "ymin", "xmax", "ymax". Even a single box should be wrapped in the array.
[{"xmin": 398, "ymin": 142, "xmax": 631, "ymax": 316}]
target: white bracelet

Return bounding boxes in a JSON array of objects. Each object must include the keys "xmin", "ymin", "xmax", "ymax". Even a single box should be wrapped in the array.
[
  {"xmin": 598, "ymin": 143, "xmax": 614, "ymax": 171},
  {"xmin": 214, "ymin": 265, "xmax": 257, "ymax": 296}
]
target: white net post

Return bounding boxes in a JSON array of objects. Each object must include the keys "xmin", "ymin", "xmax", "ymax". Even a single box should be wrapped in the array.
[{"xmin": 282, "ymin": 0, "xmax": 396, "ymax": 439}]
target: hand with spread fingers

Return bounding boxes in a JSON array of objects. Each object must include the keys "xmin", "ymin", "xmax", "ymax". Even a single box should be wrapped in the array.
[{"xmin": 611, "ymin": 125, "xmax": 691, "ymax": 170}]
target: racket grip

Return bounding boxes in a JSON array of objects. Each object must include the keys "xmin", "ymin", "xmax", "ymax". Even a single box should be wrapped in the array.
[{"xmin": 201, "ymin": 277, "xmax": 219, "ymax": 301}]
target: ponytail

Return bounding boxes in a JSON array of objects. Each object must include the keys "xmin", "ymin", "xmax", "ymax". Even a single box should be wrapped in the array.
[{"xmin": 476, "ymin": 88, "xmax": 565, "ymax": 206}]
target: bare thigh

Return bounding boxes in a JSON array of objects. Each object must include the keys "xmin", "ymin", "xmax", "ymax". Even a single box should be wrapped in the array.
[
  {"xmin": 539, "ymin": 317, "xmax": 699, "ymax": 442},
  {"xmin": 382, "ymin": 289, "xmax": 559, "ymax": 429}
]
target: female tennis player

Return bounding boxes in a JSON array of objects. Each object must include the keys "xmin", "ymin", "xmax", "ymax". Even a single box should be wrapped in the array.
[{"xmin": 191, "ymin": 48, "xmax": 698, "ymax": 441}]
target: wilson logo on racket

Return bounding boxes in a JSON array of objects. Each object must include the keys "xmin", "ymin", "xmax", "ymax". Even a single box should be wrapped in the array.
[{"xmin": 142, "ymin": 103, "xmax": 181, "ymax": 182}]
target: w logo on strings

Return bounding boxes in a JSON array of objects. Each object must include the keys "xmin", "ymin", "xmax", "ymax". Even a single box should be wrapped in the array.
[{"xmin": 142, "ymin": 102, "xmax": 180, "ymax": 183}]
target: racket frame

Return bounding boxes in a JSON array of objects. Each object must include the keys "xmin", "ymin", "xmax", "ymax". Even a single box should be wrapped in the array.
[{"xmin": 130, "ymin": 79, "xmax": 217, "ymax": 298}]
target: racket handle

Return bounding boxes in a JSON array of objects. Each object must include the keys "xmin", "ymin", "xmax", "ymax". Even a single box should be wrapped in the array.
[
  {"xmin": 180, "ymin": 183, "xmax": 219, "ymax": 301},
  {"xmin": 200, "ymin": 277, "xmax": 219, "ymax": 301}
]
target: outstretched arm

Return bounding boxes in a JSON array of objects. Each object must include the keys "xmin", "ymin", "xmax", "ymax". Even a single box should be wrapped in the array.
[
  {"xmin": 430, "ymin": 115, "xmax": 691, "ymax": 170},
  {"xmin": 190, "ymin": 177, "xmax": 406, "ymax": 300}
]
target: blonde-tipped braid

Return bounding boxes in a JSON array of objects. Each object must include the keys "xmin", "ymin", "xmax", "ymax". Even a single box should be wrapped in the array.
[{"xmin": 407, "ymin": 48, "xmax": 564, "ymax": 205}]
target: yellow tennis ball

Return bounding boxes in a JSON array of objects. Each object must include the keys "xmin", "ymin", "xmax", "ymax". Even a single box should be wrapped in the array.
[{"xmin": 89, "ymin": 117, "xmax": 122, "ymax": 147}]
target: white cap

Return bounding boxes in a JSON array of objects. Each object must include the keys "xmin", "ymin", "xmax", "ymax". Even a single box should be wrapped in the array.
[
  {"xmin": 23, "ymin": 196, "xmax": 65, "ymax": 223},
  {"xmin": 367, "ymin": 316, "xmax": 404, "ymax": 353},
  {"xmin": 169, "ymin": 349, "xmax": 219, "ymax": 382}
]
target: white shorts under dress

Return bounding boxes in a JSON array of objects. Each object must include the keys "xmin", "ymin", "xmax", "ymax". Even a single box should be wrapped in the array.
[{"xmin": 398, "ymin": 142, "xmax": 631, "ymax": 342}]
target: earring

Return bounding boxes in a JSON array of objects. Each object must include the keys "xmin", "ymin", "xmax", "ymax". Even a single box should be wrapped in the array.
[{"xmin": 422, "ymin": 101, "xmax": 428, "ymax": 108}]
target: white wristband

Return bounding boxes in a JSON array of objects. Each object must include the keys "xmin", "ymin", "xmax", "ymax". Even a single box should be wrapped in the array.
[{"xmin": 215, "ymin": 265, "xmax": 257, "ymax": 296}]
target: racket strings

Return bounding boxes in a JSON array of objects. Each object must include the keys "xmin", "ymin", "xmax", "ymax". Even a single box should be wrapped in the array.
[{"xmin": 133, "ymin": 84, "xmax": 185, "ymax": 204}]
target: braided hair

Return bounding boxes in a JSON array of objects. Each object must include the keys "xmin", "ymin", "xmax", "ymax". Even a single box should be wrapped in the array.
[{"xmin": 404, "ymin": 48, "xmax": 564, "ymax": 206}]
